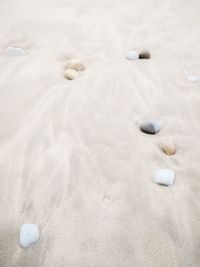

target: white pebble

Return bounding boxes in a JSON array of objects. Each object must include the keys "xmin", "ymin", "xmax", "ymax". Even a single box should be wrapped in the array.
[
  {"xmin": 20, "ymin": 224, "xmax": 39, "ymax": 248},
  {"xmin": 64, "ymin": 69, "xmax": 78, "ymax": 80},
  {"xmin": 126, "ymin": 50, "xmax": 139, "ymax": 60},
  {"xmin": 5, "ymin": 46, "xmax": 25, "ymax": 57},
  {"xmin": 187, "ymin": 75, "xmax": 199, "ymax": 82},
  {"xmin": 154, "ymin": 169, "xmax": 175, "ymax": 186}
]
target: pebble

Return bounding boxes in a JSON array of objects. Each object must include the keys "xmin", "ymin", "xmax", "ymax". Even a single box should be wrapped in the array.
[
  {"xmin": 64, "ymin": 69, "xmax": 78, "ymax": 80},
  {"xmin": 161, "ymin": 143, "xmax": 176, "ymax": 156},
  {"xmin": 187, "ymin": 75, "xmax": 199, "ymax": 82},
  {"xmin": 66, "ymin": 60, "xmax": 85, "ymax": 71},
  {"xmin": 5, "ymin": 46, "xmax": 25, "ymax": 57},
  {"xmin": 140, "ymin": 119, "xmax": 161, "ymax": 134},
  {"xmin": 139, "ymin": 51, "xmax": 151, "ymax": 59},
  {"xmin": 126, "ymin": 50, "xmax": 139, "ymax": 60},
  {"xmin": 154, "ymin": 169, "xmax": 175, "ymax": 186},
  {"xmin": 20, "ymin": 224, "xmax": 39, "ymax": 248}
]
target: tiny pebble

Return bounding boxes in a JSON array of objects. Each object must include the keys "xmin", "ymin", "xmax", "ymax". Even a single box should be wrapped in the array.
[
  {"xmin": 154, "ymin": 169, "xmax": 175, "ymax": 186},
  {"xmin": 161, "ymin": 143, "xmax": 176, "ymax": 156},
  {"xmin": 66, "ymin": 60, "xmax": 85, "ymax": 71},
  {"xmin": 139, "ymin": 51, "xmax": 151, "ymax": 59},
  {"xmin": 140, "ymin": 119, "xmax": 161, "ymax": 134},
  {"xmin": 126, "ymin": 50, "xmax": 139, "ymax": 60},
  {"xmin": 20, "ymin": 224, "xmax": 39, "ymax": 248},
  {"xmin": 64, "ymin": 69, "xmax": 78, "ymax": 80},
  {"xmin": 5, "ymin": 46, "xmax": 25, "ymax": 57},
  {"xmin": 187, "ymin": 75, "xmax": 199, "ymax": 82}
]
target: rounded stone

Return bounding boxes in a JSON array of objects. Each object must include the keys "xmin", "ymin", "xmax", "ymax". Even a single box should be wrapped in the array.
[
  {"xmin": 5, "ymin": 46, "xmax": 25, "ymax": 57},
  {"xmin": 139, "ymin": 51, "xmax": 151, "ymax": 59},
  {"xmin": 20, "ymin": 224, "xmax": 39, "ymax": 248},
  {"xmin": 126, "ymin": 50, "xmax": 139, "ymax": 60},
  {"xmin": 66, "ymin": 60, "xmax": 85, "ymax": 71},
  {"xmin": 64, "ymin": 69, "xmax": 78, "ymax": 80},
  {"xmin": 187, "ymin": 75, "xmax": 199, "ymax": 82},
  {"xmin": 154, "ymin": 169, "xmax": 175, "ymax": 186},
  {"xmin": 140, "ymin": 119, "xmax": 161, "ymax": 134},
  {"xmin": 161, "ymin": 143, "xmax": 176, "ymax": 156}
]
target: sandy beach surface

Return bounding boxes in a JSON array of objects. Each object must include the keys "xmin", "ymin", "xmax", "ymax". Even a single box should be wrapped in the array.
[{"xmin": 0, "ymin": 0, "xmax": 200, "ymax": 266}]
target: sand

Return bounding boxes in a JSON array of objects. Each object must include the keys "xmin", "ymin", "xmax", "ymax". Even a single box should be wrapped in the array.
[{"xmin": 0, "ymin": 0, "xmax": 200, "ymax": 266}]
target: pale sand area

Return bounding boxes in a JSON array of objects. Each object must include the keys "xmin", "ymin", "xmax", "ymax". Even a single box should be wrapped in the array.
[{"xmin": 0, "ymin": 0, "xmax": 200, "ymax": 266}]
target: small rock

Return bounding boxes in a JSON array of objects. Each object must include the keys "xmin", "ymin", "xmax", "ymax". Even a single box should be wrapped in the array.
[
  {"xmin": 5, "ymin": 46, "xmax": 25, "ymax": 57},
  {"xmin": 139, "ymin": 51, "xmax": 151, "ymax": 59},
  {"xmin": 187, "ymin": 75, "xmax": 199, "ymax": 82},
  {"xmin": 126, "ymin": 50, "xmax": 139, "ymax": 60},
  {"xmin": 64, "ymin": 69, "xmax": 78, "ymax": 80},
  {"xmin": 154, "ymin": 169, "xmax": 175, "ymax": 186},
  {"xmin": 66, "ymin": 60, "xmax": 85, "ymax": 71},
  {"xmin": 161, "ymin": 143, "xmax": 176, "ymax": 156},
  {"xmin": 140, "ymin": 119, "xmax": 161, "ymax": 134},
  {"xmin": 20, "ymin": 224, "xmax": 39, "ymax": 248}
]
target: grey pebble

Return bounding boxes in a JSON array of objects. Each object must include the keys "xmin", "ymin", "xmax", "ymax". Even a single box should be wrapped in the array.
[
  {"xmin": 126, "ymin": 50, "xmax": 139, "ymax": 60},
  {"xmin": 140, "ymin": 119, "xmax": 161, "ymax": 134},
  {"xmin": 5, "ymin": 46, "xmax": 25, "ymax": 57},
  {"xmin": 20, "ymin": 224, "xmax": 39, "ymax": 248}
]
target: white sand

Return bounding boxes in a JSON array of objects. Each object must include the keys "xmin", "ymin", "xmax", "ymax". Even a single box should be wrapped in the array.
[{"xmin": 0, "ymin": 0, "xmax": 200, "ymax": 266}]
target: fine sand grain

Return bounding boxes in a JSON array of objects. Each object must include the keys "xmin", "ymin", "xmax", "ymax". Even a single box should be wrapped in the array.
[{"xmin": 0, "ymin": 0, "xmax": 200, "ymax": 266}]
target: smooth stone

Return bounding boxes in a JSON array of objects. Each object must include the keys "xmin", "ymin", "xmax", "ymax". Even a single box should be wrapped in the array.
[
  {"xmin": 20, "ymin": 224, "xmax": 39, "ymax": 248},
  {"xmin": 140, "ymin": 119, "xmax": 161, "ymax": 134},
  {"xmin": 66, "ymin": 60, "xmax": 85, "ymax": 71},
  {"xmin": 5, "ymin": 46, "xmax": 25, "ymax": 57},
  {"xmin": 126, "ymin": 50, "xmax": 139, "ymax": 60},
  {"xmin": 161, "ymin": 143, "xmax": 176, "ymax": 156},
  {"xmin": 187, "ymin": 75, "xmax": 199, "ymax": 82},
  {"xmin": 154, "ymin": 169, "xmax": 175, "ymax": 186},
  {"xmin": 64, "ymin": 69, "xmax": 78, "ymax": 80},
  {"xmin": 139, "ymin": 51, "xmax": 151, "ymax": 59}
]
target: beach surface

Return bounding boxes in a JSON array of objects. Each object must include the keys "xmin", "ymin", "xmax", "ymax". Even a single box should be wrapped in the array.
[{"xmin": 0, "ymin": 0, "xmax": 200, "ymax": 266}]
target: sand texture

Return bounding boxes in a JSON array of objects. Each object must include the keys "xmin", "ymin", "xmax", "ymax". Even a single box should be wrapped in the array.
[{"xmin": 0, "ymin": 0, "xmax": 200, "ymax": 266}]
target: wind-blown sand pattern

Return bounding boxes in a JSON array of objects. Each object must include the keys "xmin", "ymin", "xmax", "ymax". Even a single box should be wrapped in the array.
[{"xmin": 0, "ymin": 0, "xmax": 200, "ymax": 266}]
